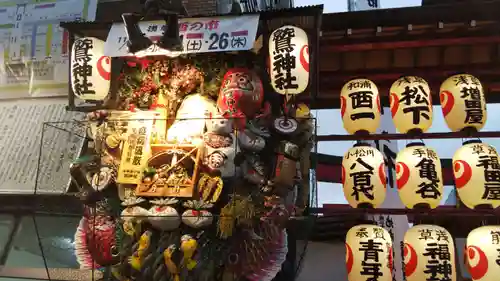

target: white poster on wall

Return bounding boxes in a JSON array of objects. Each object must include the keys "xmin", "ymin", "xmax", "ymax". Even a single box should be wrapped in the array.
[
  {"xmin": 0, "ymin": 99, "xmax": 84, "ymax": 194},
  {"xmin": 348, "ymin": 0, "xmax": 379, "ymax": 11},
  {"xmin": 0, "ymin": 0, "xmax": 98, "ymax": 98}
]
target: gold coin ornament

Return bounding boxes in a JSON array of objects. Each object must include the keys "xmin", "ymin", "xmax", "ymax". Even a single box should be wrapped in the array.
[
  {"xmin": 198, "ymin": 174, "xmax": 224, "ymax": 203},
  {"xmin": 105, "ymin": 134, "xmax": 121, "ymax": 149}
]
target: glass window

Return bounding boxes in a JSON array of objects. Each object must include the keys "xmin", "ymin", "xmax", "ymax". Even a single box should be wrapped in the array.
[
  {"xmin": 5, "ymin": 216, "xmax": 80, "ymax": 269},
  {"xmin": 0, "ymin": 214, "xmax": 15, "ymax": 258}
]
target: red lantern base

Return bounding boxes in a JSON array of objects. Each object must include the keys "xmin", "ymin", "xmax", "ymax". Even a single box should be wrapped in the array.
[
  {"xmin": 474, "ymin": 204, "xmax": 494, "ymax": 210},
  {"xmin": 357, "ymin": 202, "xmax": 374, "ymax": 209},
  {"xmin": 354, "ymin": 130, "xmax": 370, "ymax": 136},
  {"xmin": 407, "ymin": 128, "xmax": 423, "ymax": 136},
  {"xmin": 460, "ymin": 126, "xmax": 479, "ymax": 134},
  {"xmin": 413, "ymin": 203, "xmax": 431, "ymax": 209}
]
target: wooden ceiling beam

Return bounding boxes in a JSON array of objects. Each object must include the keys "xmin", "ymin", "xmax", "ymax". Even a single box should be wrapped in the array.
[
  {"xmin": 309, "ymin": 64, "xmax": 500, "ymax": 109},
  {"xmin": 321, "ymin": 1, "xmax": 500, "ymax": 31},
  {"xmin": 322, "ymin": 34, "xmax": 500, "ymax": 52},
  {"xmin": 321, "ymin": 24, "xmax": 500, "ymax": 46}
]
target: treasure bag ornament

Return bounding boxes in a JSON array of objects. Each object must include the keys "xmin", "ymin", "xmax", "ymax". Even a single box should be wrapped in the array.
[{"xmin": 167, "ymin": 94, "xmax": 217, "ymax": 143}]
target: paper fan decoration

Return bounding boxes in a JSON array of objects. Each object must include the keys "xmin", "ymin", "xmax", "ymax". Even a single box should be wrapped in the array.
[
  {"xmin": 74, "ymin": 216, "xmax": 117, "ymax": 269},
  {"xmin": 245, "ymin": 230, "xmax": 288, "ymax": 281}
]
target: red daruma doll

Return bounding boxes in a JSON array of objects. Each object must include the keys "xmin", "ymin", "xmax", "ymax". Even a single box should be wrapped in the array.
[{"xmin": 217, "ymin": 68, "xmax": 264, "ymax": 128}]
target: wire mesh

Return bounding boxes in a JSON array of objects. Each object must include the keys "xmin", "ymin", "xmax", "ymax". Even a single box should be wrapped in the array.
[{"xmin": 29, "ymin": 116, "xmax": 318, "ymax": 281}]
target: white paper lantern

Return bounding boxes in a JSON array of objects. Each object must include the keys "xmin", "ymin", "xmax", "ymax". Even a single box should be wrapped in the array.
[
  {"xmin": 453, "ymin": 140, "xmax": 500, "ymax": 209},
  {"xmin": 342, "ymin": 143, "xmax": 387, "ymax": 208},
  {"xmin": 396, "ymin": 142, "xmax": 443, "ymax": 209},
  {"xmin": 71, "ymin": 37, "xmax": 111, "ymax": 101},
  {"xmin": 346, "ymin": 224, "xmax": 393, "ymax": 281},
  {"xmin": 269, "ymin": 25, "xmax": 309, "ymax": 95},
  {"xmin": 340, "ymin": 78, "xmax": 381, "ymax": 135},
  {"xmin": 404, "ymin": 225, "xmax": 456, "ymax": 281},
  {"xmin": 466, "ymin": 225, "xmax": 500, "ymax": 281},
  {"xmin": 440, "ymin": 74, "xmax": 487, "ymax": 132},
  {"xmin": 389, "ymin": 76, "xmax": 433, "ymax": 134}
]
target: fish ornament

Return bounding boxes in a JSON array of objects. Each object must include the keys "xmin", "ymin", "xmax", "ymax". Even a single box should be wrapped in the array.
[
  {"xmin": 163, "ymin": 245, "xmax": 181, "ymax": 281},
  {"xmin": 129, "ymin": 230, "xmax": 152, "ymax": 271},
  {"xmin": 180, "ymin": 234, "xmax": 198, "ymax": 270}
]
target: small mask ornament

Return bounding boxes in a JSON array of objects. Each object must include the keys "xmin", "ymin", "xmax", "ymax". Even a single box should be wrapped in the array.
[
  {"xmin": 206, "ymin": 151, "xmax": 227, "ymax": 170},
  {"xmin": 217, "ymin": 68, "xmax": 264, "ymax": 128}
]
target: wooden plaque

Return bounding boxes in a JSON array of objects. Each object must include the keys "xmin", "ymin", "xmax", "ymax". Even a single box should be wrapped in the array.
[{"xmin": 136, "ymin": 144, "xmax": 202, "ymax": 198}]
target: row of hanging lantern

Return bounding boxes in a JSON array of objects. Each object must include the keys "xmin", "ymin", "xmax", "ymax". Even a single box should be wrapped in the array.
[
  {"xmin": 340, "ymin": 74, "xmax": 487, "ymax": 135},
  {"xmin": 342, "ymin": 140, "xmax": 500, "ymax": 209},
  {"xmin": 346, "ymin": 224, "xmax": 500, "ymax": 281}
]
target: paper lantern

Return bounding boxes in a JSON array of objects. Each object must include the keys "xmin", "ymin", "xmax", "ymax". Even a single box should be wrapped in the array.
[
  {"xmin": 396, "ymin": 142, "xmax": 443, "ymax": 209},
  {"xmin": 340, "ymin": 78, "xmax": 381, "ymax": 135},
  {"xmin": 390, "ymin": 76, "xmax": 433, "ymax": 134},
  {"xmin": 404, "ymin": 225, "xmax": 456, "ymax": 281},
  {"xmin": 269, "ymin": 25, "xmax": 309, "ymax": 95},
  {"xmin": 346, "ymin": 224, "xmax": 393, "ymax": 281},
  {"xmin": 465, "ymin": 225, "xmax": 500, "ymax": 281},
  {"xmin": 452, "ymin": 140, "xmax": 500, "ymax": 209},
  {"xmin": 71, "ymin": 37, "xmax": 111, "ymax": 101},
  {"xmin": 342, "ymin": 143, "xmax": 387, "ymax": 208},
  {"xmin": 440, "ymin": 74, "xmax": 487, "ymax": 132}
]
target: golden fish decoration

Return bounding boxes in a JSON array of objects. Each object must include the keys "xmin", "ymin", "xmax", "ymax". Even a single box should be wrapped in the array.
[
  {"xmin": 129, "ymin": 230, "xmax": 152, "ymax": 271},
  {"xmin": 180, "ymin": 234, "xmax": 198, "ymax": 270},
  {"xmin": 163, "ymin": 245, "xmax": 181, "ymax": 281}
]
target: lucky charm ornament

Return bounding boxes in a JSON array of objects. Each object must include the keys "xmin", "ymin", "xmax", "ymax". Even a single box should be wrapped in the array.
[
  {"xmin": 217, "ymin": 68, "xmax": 264, "ymax": 128},
  {"xmin": 148, "ymin": 198, "xmax": 181, "ymax": 231}
]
